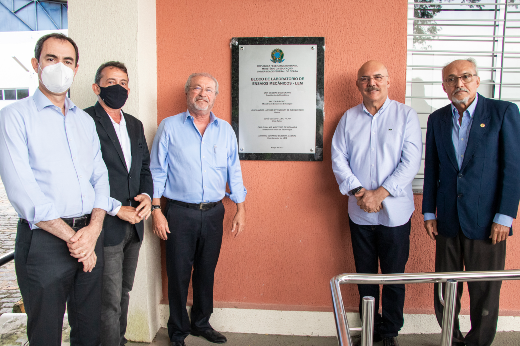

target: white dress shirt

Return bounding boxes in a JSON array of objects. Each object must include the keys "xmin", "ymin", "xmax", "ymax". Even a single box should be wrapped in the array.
[{"xmin": 331, "ymin": 98, "xmax": 423, "ymax": 227}]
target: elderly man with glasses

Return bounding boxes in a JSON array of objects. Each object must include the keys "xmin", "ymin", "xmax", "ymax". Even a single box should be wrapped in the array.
[
  {"xmin": 423, "ymin": 58, "xmax": 520, "ymax": 346},
  {"xmin": 331, "ymin": 60, "xmax": 422, "ymax": 346}
]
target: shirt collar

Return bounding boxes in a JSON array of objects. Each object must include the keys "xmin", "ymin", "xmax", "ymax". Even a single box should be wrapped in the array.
[
  {"xmin": 362, "ymin": 97, "xmax": 390, "ymax": 117},
  {"xmin": 451, "ymin": 93, "xmax": 479, "ymax": 120},
  {"xmin": 33, "ymin": 88, "xmax": 77, "ymax": 114},
  {"xmin": 184, "ymin": 110, "xmax": 219, "ymax": 126},
  {"xmin": 108, "ymin": 110, "xmax": 126, "ymax": 127}
]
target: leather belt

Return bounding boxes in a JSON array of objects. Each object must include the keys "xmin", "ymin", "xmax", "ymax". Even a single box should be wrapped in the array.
[
  {"xmin": 20, "ymin": 214, "xmax": 91, "ymax": 229},
  {"xmin": 168, "ymin": 199, "xmax": 222, "ymax": 211}
]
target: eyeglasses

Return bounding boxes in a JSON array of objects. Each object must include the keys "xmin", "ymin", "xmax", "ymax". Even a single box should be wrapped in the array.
[
  {"xmin": 191, "ymin": 86, "xmax": 215, "ymax": 94},
  {"xmin": 358, "ymin": 75, "xmax": 387, "ymax": 84},
  {"xmin": 444, "ymin": 74, "xmax": 478, "ymax": 86}
]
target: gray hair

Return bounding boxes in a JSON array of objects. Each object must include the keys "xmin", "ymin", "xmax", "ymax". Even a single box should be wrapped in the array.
[
  {"xmin": 184, "ymin": 73, "xmax": 219, "ymax": 95},
  {"xmin": 442, "ymin": 58, "xmax": 479, "ymax": 78}
]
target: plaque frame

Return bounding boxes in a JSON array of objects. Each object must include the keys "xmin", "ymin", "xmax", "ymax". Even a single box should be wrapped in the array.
[{"xmin": 231, "ymin": 37, "xmax": 325, "ymax": 161}]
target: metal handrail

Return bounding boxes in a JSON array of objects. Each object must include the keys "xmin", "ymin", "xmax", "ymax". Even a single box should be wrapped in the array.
[
  {"xmin": 330, "ymin": 270, "xmax": 520, "ymax": 346},
  {"xmin": 0, "ymin": 251, "xmax": 15, "ymax": 267}
]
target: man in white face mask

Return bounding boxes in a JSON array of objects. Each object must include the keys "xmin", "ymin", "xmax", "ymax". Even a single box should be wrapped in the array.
[{"xmin": 0, "ymin": 33, "xmax": 117, "ymax": 346}]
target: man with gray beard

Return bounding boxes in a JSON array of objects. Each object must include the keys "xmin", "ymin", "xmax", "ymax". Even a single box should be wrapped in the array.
[
  {"xmin": 150, "ymin": 73, "xmax": 246, "ymax": 346},
  {"xmin": 423, "ymin": 58, "xmax": 520, "ymax": 346}
]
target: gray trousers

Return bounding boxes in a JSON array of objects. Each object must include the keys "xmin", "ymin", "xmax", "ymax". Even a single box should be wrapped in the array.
[
  {"xmin": 434, "ymin": 229, "xmax": 506, "ymax": 346},
  {"xmin": 100, "ymin": 225, "xmax": 141, "ymax": 346}
]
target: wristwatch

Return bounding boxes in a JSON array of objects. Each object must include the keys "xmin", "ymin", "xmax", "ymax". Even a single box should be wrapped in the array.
[
  {"xmin": 151, "ymin": 205, "xmax": 161, "ymax": 212},
  {"xmin": 348, "ymin": 186, "xmax": 363, "ymax": 196}
]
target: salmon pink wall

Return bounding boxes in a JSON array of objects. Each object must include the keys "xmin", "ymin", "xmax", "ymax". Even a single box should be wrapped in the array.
[{"xmin": 156, "ymin": 0, "xmax": 520, "ymax": 314}]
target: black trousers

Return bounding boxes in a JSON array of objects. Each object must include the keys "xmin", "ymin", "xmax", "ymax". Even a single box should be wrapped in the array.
[
  {"xmin": 15, "ymin": 220, "xmax": 104, "ymax": 346},
  {"xmin": 349, "ymin": 218, "xmax": 411, "ymax": 338},
  {"xmin": 434, "ymin": 230, "xmax": 506, "ymax": 346},
  {"xmin": 165, "ymin": 201, "xmax": 225, "ymax": 342}
]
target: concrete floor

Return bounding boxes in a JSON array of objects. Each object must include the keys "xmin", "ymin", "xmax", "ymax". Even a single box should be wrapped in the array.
[{"xmin": 128, "ymin": 328, "xmax": 520, "ymax": 346}]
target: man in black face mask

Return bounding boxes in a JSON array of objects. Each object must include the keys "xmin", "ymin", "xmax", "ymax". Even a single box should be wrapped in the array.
[{"xmin": 84, "ymin": 61, "xmax": 153, "ymax": 346}]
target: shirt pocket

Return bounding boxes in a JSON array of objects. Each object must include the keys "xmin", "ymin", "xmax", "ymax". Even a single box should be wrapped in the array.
[{"xmin": 213, "ymin": 145, "xmax": 228, "ymax": 169}]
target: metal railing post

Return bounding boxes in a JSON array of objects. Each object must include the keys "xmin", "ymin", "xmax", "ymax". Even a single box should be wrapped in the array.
[
  {"xmin": 330, "ymin": 278, "xmax": 352, "ymax": 346},
  {"xmin": 440, "ymin": 280, "xmax": 458, "ymax": 346},
  {"xmin": 361, "ymin": 296, "xmax": 375, "ymax": 346}
]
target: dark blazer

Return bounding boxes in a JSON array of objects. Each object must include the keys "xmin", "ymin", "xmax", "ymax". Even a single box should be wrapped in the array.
[
  {"xmin": 422, "ymin": 94, "xmax": 520, "ymax": 240},
  {"xmin": 85, "ymin": 102, "xmax": 153, "ymax": 246}
]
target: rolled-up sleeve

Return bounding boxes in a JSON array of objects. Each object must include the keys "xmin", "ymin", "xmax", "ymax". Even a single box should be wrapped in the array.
[
  {"xmin": 382, "ymin": 108, "xmax": 422, "ymax": 197},
  {"xmin": 0, "ymin": 107, "xmax": 59, "ymax": 223},
  {"xmin": 331, "ymin": 114, "xmax": 362, "ymax": 195},
  {"xmin": 150, "ymin": 120, "xmax": 169, "ymax": 199},
  {"xmin": 226, "ymin": 129, "xmax": 247, "ymax": 204}
]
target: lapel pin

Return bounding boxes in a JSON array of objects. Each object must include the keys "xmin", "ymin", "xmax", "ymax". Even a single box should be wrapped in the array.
[{"xmin": 480, "ymin": 123, "xmax": 485, "ymax": 128}]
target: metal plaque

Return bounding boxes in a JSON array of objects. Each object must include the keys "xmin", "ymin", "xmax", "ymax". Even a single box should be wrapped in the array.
[{"xmin": 231, "ymin": 37, "xmax": 324, "ymax": 161}]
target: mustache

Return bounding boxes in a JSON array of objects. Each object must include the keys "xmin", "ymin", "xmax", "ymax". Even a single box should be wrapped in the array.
[
  {"xmin": 453, "ymin": 87, "xmax": 469, "ymax": 95},
  {"xmin": 195, "ymin": 96, "xmax": 209, "ymax": 102},
  {"xmin": 365, "ymin": 86, "xmax": 380, "ymax": 92}
]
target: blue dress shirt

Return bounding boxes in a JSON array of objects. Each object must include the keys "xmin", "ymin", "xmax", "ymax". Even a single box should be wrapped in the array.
[
  {"xmin": 332, "ymin": 98, "xmax": 422, "ymax": 227},
  {"xmin": 0, "ymin": 88, "xmax": 117, "ymax": 228},
  {"xmin": 150, "ymin": 111, "xmax": 246, "ymax": 204},
  {"xmin": 423, "ymin": 95, "xmax": 512, "ymax": 227}
]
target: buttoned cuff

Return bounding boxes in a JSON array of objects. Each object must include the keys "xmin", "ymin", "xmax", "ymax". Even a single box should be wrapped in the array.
[
  {"xmin": 338, "ymin": 176, "xmax": 362, "ymax": 196},
  {"xmin": 424, "ymin": 213, "xmax": 436, "ymax": 221},
  {"xmin": 141, "ymin": 193, "xmax": 151, "ymax": 201},
  {"xmin": 381, "ymin": 181, "xmax": 405, "ymax": 198},
  {"xmin": 493, "ymin": 213, "xmax": 513, "ymax": 228}
]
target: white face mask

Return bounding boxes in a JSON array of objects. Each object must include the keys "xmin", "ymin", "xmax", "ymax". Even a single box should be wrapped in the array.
[{"xmin": 39, "ymin": 62, "xmax": 75, "ymax": 94}]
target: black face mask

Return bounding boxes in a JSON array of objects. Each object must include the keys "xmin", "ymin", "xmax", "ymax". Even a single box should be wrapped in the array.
[{"xmin": 99, "ymin": 84, "xmax": 128, "ymax": 109}]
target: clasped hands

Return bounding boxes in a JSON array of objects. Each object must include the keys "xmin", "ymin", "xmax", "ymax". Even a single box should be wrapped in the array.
[
  {"xmin": 67, "ymin": 195, "xmax": 151, "ymax": 272},
  {"xmin": 355, "ymin": 187, "xmax": 388, "ymax": 213}
]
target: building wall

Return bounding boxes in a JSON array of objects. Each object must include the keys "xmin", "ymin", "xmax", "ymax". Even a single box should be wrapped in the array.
[{"xmin": 155, "ymin": 0, "xmax": 520, "ymax": 316}]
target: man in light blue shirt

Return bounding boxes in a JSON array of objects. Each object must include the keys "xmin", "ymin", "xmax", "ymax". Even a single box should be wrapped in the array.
[
  {"xmin": 0, "ymin": 33, "xmax": 116, "ymax": 346},
  {"xmin": 331, "ymin": 61, "xmax": 422, "ymax": 346},
  {"xmin": 150, "ymin": 73, "xmax": 246, "ymax": 346}
]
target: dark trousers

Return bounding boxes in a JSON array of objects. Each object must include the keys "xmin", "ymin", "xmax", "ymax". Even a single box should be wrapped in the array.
[
  {"xmin": 165, "ymin": 201, "xmax": 225, "ymax": 342},
  {"xmin": 15, "ymin": 220, "xmax": 104, "ymax": 346},
  {"xmin": 434, "ymin": 230, "xmax": 506, "ymax": 346},
  {"xmin": 101, "ymin": 224, "xmax": 141, "ymax": 346},
  {"xmin": 349, "ymin": 218, "xmax": 411, "ymax": 338}
]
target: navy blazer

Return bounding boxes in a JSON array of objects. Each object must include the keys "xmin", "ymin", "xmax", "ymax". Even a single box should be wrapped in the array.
[
  {"xmin": 422, "ymin": 94, "xmax": 520, "ymax": 239},
  {"xmin": 84, "ymin": 102, "xmax": 153, "ymax": 246}
]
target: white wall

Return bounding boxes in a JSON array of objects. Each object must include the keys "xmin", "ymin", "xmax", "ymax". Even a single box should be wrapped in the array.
[{"xmin": 68, "ymin": 0, "xmax": 160, "ymax": 342}]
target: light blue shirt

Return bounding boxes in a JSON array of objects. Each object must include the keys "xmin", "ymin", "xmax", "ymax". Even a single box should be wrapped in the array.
[
  {"xmin": 150, "ymin": 111, "xmax": 246, "ymax": 204},
  {"xmin": 0, "ymin": 88, "xmax": 118, "ymax": 228},
  {"xmin": 332, "ymin": 98, "xmax": 422, "ymax": 227},
  {"xmin": 424, "ymin": 95, "xmax": 512, "ymax": 227}
]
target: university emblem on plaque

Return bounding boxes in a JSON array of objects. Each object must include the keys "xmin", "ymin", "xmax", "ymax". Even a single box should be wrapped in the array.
[{"xmin": 270, "ymin": 48, "xmax": 285, "ymax": 63}]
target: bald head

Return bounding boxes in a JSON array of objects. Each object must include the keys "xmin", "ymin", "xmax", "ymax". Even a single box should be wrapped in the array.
[
  {"xmin": 356, "ymin": 60, "xmax": 390, "ymax": 113},
  {"xmin": 357, "ymin": 60, "xmax": 389, "ymax": 79}
]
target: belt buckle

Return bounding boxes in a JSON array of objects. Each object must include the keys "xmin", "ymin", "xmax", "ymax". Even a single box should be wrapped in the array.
[{"xmin": 72, "ymin": 216, "xmax": 85, "ymax": 228}]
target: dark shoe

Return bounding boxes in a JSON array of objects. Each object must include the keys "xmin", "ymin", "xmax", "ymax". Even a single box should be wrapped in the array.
[
  {"xmin": 351, "ymin": 333, "xmax": 382, "ymax": 346},
  {"xmin": 191, "ymin": 329, "xmax": 227, "ymax": 344},
  {"xmin": 383, "ymin": 336, "xmax": 399, "ymax": 346},
  {"xmin": 170, "ymin": 341, "xmax": 186, "ymax": 346},
  {"xmin": 452, "ymin": 341, "xmax": 466, "ymax": 346}
]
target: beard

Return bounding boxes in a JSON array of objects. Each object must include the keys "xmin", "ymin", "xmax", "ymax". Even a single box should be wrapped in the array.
[
  {"xmin": 189, "ymin": 96, "xmax": 214, "ymax": 111},
  {"xmin": 451, "ymin": 87, "xmax": 471, "ymax": 106}
]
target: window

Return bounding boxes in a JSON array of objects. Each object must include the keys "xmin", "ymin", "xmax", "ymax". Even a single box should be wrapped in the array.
[
  {"xmin": 406, "ymin": 0, "xmax": 520, "ymax": 192},
  {"xmin": 1, "ymin": 89, "xmax": 30, "ymax": 101}
]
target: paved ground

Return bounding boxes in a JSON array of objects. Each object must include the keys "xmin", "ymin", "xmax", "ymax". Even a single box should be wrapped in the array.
[
  {"xmin": 127, "ymin": 328, "xmax": 520, "ymax": 346},
  {"xmin": 0, "ymin": 179, "xmax": 21, "ymax": 316}
]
